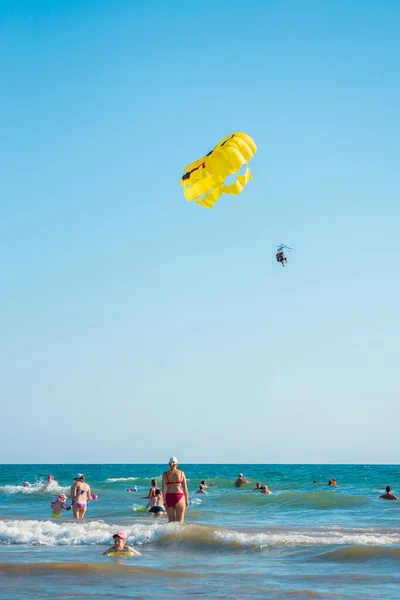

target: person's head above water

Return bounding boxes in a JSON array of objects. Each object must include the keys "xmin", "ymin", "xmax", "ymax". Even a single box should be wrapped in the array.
[
  {"xmin": 155, "ymin": 488, "xmax": 162, "ymax": 496},
  {"xmin": 238, "ymin": 473, "xmax": 243, "ymax": 478},
  {"xmin": 386, "ymin": 486, "xmax": 392, "ymax": 493},
  {"xmin": 112, "ymin": 531, "xmax": 127, "ymax": 549}
]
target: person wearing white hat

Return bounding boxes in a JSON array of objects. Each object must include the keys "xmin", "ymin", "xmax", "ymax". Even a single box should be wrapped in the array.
[
  {"xmin": 70, "ymin": 473, "xmax": 92, "ymax": 519},
  {"xmin": 235, "ymin": 473, "xmax": 247, "ymax": 487},
  {"xmin": 162, "ymin": 457, "xmax": 189, "ymax": 523}
]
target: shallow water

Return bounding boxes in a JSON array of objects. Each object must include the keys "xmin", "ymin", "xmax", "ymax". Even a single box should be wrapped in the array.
[{"xmin": 1, "ymin": 464, "xmax": 399, "ymax": 598}]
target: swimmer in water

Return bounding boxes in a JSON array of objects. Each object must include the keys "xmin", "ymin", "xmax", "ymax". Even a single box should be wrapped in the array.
[
  {"xmin": 196, "ymin": 484, "xmax": 207, "ymax": 494},
  {"xmin": 146, "ymin": 489, "xmax": 165, "ymax": 515},
  {"xmin": 235, "ymin": 474, "xmax": 247, "ymax": 487},
  {"xmin": 50, "ymin": 493, "xmax": 71, "ymax": 518},
  {"xmin": 254, "ymin": 482, "xmax": 261, "ymax": 490},
  {"xmin": 144, "ymin": 479, "xmax": 158, "ymax": 498},
  {"xmin": 103, "ymin": 531, "xmax": 141, "ymax": 556},
  {"xmin": 380, "ymin": 486, "xmax": 398, "ymax": 500},
  {"xmin": 21, "ymin": 482, "xmax": 31, "ymax": 487},
  {"xmin": 127, "ymin": 486, "xmax": 138, "ymax": 493},
  {"xmin": 201, "ymin": 480, "xmax": 213, "ymax": 488},
  {"xmin": 328, "ymin": 479, "xmax": 337, "ymax": 486},
  {"xmin": 261, "ymin": 485, "xmax": 273, "ymax": 495},
  {"xmin": 46, "ymin": 474, "xmax": 58, "ymax": 486},
  {"xmin": 70, "ymin": 473, "xmax": 92, "ymax": 519}
]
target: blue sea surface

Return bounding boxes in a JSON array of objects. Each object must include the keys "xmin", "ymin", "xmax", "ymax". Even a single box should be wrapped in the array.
[{"xmin": 1, "ymin": 464, "xmax": 400, "ymax": 599}]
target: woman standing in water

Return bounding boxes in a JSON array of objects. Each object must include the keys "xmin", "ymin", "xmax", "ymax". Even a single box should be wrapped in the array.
[
  {"xmin": 70, "ymin": 473, "xmax": 92, "ymax": 519},
  {"xmin": 162, "ymin": 457, "xmax": 189, "ymax": 523},
  {"xmin": 144, "ymin": 479, "xmax": 158, "ymax": 499}
]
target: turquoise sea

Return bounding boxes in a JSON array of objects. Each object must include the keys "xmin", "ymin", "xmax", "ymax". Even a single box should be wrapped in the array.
[{"xmin": 1, "ymin": 464, "xmax": 400, "ymax": 599}]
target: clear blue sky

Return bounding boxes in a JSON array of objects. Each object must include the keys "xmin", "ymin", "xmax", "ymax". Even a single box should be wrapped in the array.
[{"xmin": 1, "ymin": 0, "xmax": 399, "ymax": 464}]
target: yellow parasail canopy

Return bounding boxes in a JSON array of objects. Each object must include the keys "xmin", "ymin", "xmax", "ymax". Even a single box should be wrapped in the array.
[{"xmin": 181, "ymin": 132, "xmax": 257, "ymax": 209}]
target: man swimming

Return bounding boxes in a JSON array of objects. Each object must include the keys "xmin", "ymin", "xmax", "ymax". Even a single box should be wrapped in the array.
[
  {"xmin": 380, "ymin": 486, "xmax": 398, "ymax": 500},
  {"xmin": 235, "ymin": 474, "xmax": 247, "ymax": 487}
]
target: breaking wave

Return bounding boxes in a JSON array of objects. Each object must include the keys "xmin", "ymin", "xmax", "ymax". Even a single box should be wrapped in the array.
[{"xmin": 1, "ymin": 520, "xmax": 399, "ymax": 551}]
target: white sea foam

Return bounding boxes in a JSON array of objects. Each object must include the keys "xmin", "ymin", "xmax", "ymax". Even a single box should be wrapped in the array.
[
  {"xmin": 0, "ymin": 482, "xmax": 69, "ymax": 496},
  {"xmin": 0, "ymin": 520, "xmax": 160, "ymax": 546},
  {"xmin": 213, "ymin": 528, "xmax": 400, "ymax": 549},
  {"xmin": 0, "ymin": 520, "xmax": 399, "ymax": 549},
  {"xmin": 106, "ymin": 477, "xmax": 139, "ymax": 483}
]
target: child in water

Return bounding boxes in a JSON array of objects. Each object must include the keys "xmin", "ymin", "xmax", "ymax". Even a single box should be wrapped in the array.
[
  {"xmin": 50, "ymin": 493, "xmax": 71, "ymax": 518},
  {"xmin": 196, "ymin": 484, "xmax": 207, "ymax": 494},
  {"xmin": 146, "ymin": 488, "xmax": 165, "ymax": 514},
  {"xmin": 103, "ymin": 531, "xmax": 141, "ymax": 556}
]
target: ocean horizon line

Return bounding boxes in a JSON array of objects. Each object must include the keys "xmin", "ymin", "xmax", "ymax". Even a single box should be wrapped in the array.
[{"xmin": 1, "ymin": 461, "xmax": 399, "ymax": 466}]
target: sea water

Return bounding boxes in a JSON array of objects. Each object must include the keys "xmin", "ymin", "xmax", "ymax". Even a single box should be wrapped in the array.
[{"xmin": 1, "ymin": 464, "xmax": 400, "ymax": 599}]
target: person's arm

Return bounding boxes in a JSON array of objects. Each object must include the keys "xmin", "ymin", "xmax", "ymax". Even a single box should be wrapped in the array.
[
  {"xmin": 162, "ymin": 473, "xmax": 167, "ymax": 506},
  {"xmin": 86, "ymin": 485, "xmax": 92, "ymax": 503},
  {"xmin": 70, "ymin": 484, "xmax": 77, "ymax": 503},
  {"xmin": 182, "ymin": 472, "xmax": 189, "ymax": 507},
  {"xmin": 126, "ymin": 546, "xmax": 141, "ymax": 556},
  {"xmin": 103, "ymin": 547, "xmax": 113, "ymax": 555},
  {"xmin": 392, "ymin": 494, "xmax": 398, "ymax": 500}
]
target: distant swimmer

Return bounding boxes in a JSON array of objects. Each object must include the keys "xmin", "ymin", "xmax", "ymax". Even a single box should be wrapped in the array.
[
  {"xmin": 21, "ymin": 482, "xmax": 31, "ymax": 487},
  {"xmin": 146, "ymin": 489, "xmax": 165, "ymax": 515},
  {"xmin": 328, "ymin": 479, "xmax": 337, "ymax": 486},
  {"xmin": 201, "ymin": 480, "xmax": 213, "ymax": 488},
  {"xmin": 47, "ymin": 474, "xmax": 58, "ymax": 486},
  {"xmin": 50, "ymin": 493, "xmax": 71, "ymax": 518},
  {"xmin": 380, "ymin": 486, "xmax": 398, "ymax": 500},
  {"xmin": 196, "ymin": 484, "xmax": 207, "ymax": 495},
  {"xmin": 103, "ymin": 531, "xmax": 141, "ymax": 556},
  {"xmin": 127, "ymin": 487, "xmax": 138, "ymax": 493},
  {"xmin": 254, "ymin": 482, "xmax": 262, "ymax": 490},
  {"xmin": 261, "ymin": 485, "xmax": 273, "ymax": 495},
  {"xmin": 235, "ymin": 474, "xmax": 247, "ymax": 487}
]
